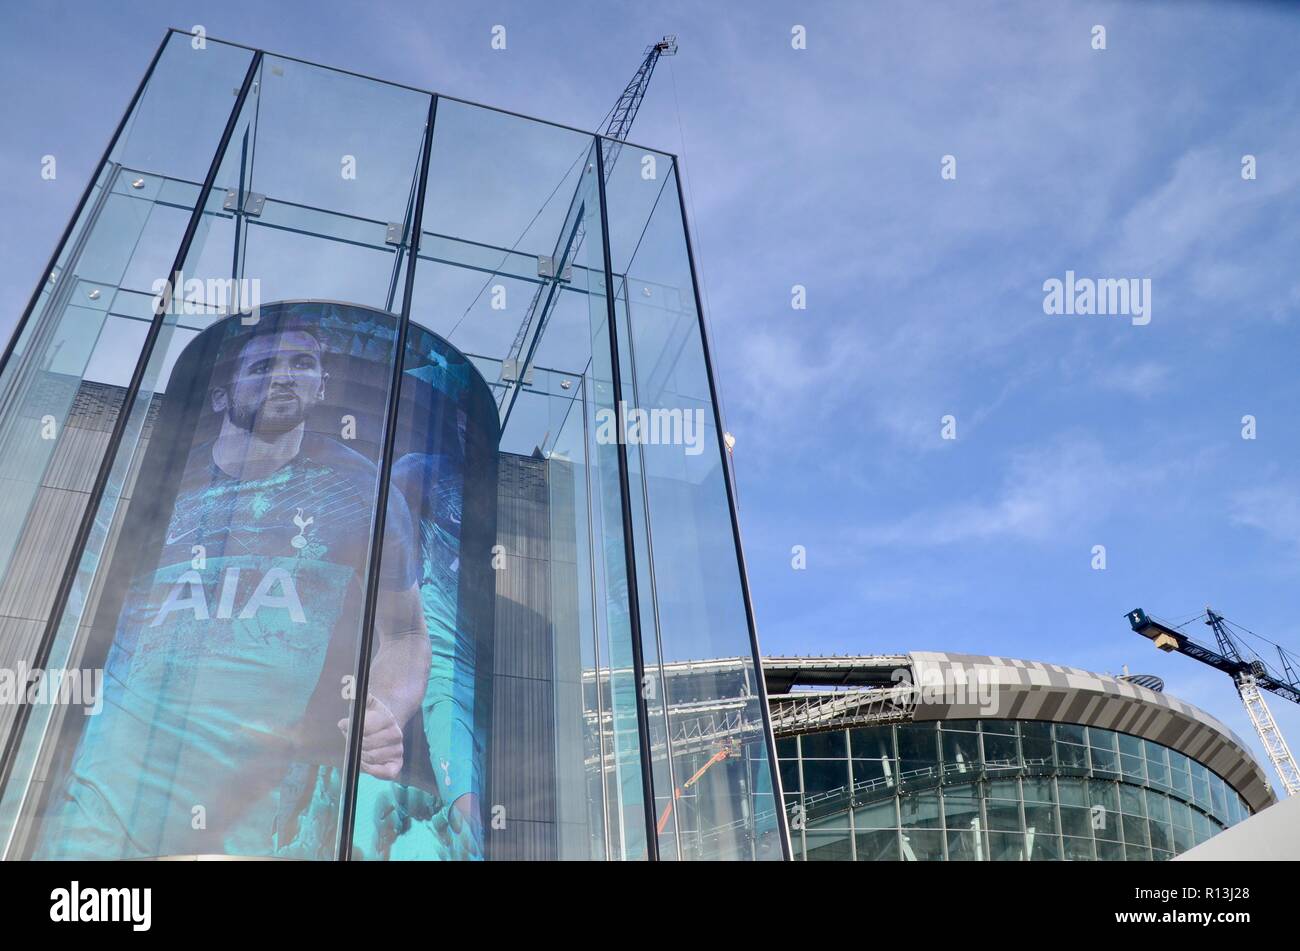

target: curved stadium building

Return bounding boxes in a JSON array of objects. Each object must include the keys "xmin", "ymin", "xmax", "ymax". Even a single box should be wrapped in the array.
[{"xmin": 765, "ymin": 652, "xmax": 1276, "ymax": 861}]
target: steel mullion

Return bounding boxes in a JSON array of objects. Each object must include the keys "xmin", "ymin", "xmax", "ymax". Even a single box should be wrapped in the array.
[
  {"xmin": 0, "ymin": 48, "xmax": 265, "ymax": 828},
  {"xmin": 668, "ymin": 157, "xmax": 793, "ymax": 860},
  {"xmin": 0, "ymin": 31, "xmax": 174, "ymax": 384},
  {"xmin": 593, "ymin": 138, "xmax": 660, "ymax": 862},
  {"xmin": 336, "ymin": 93, "xmax": 438, "ymax": 862},
  {"xmin": 621, "ymin": 272, "xmax": 683, "ymax": 861}
]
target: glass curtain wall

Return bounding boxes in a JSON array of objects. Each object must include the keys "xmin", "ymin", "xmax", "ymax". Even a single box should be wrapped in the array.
[
  {"xmin": 779, "ymin": 720, "xmax": 1252, "ymax": 861},
  {"xmin": 0, "ymin": 30, "xmax": 784, "ymax": 861}
]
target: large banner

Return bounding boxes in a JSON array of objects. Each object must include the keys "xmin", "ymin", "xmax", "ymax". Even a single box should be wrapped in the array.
[{"xmin": 30, "ymin": 301, "xmax": 498, "ymax": 860}]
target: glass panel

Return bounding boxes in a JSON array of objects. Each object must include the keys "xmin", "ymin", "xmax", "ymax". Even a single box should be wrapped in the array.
[
  {"xmin": 1058, "ymin": 778, "xmax": 1087, "ymax": 807},
  {"xmin": 1191, "ymin": 762, "xmax": 1211, "ymax": 810},
  {"xmin": 897, "ymin": 722, "xmax": 940, "ymax": 788},
  {"xmin": 1143, "ymin": 740, "xmax": 1169, "ymax": 788},
  {"xmin": 572, "ymin": 139, "xmax": 656, "ymax": 859},
  {"xmin": 985, "ymin": 779, "xmax": 1022, "ymax": 832},
  {"xmin": 1120, "ymin": 782, "xmax": 1146, "ymax": 818},
  {"xmin": 854, "ymin": 798, "xmax": 899, "ymax": 861},
  {"xmin": 801, "ymin": 758, "xmax": 850, "ymax": 801},
  {"xmin": 988, "ymin": 831, "xmax": 1026, "ymax": 861},
  {"xmin": 18, "ymin": 298, "xmax": 405, "ymax": 859},
  {"xmin": 349, "ymin": 313, "xmax": 500, "ymax": 861},
  {"xmin": 1193, "ymin": 810, "xmax": 1214, "ymax": 844},
  {"xmin": 0, "ymin": 34, "xmax": 256, "ymax": 760},
  {"xmin": 1124, "ymin": 839, "xmax": 1152, "ymax": 861},
  {"xmin": 799, "ymin": 730, "xmax": 847, "ymax": 759},
  {"xmin": 1088, "ymin": 780, "xmax": 1120, "ymax": 841},
  {"xmin": 1056, "ymin": 723, "xmax": 1086, "ymax": 744},
  {"xmin": 1060, "ymin": 804, "xmax": 1093, "ymax": 839},
  {"xmin": 943, "ymin": 784, "xmax": 984, "ymax": 861},
  {"xmin": 1019, "ymin": 720, "xmax": 1054, "ymax": 768},
  {"xmin": 980, "ymin": 719, "xmax": 1018, "ymax": 735},
  {"xmin": 778, "ymin": 757, "xmax": 801, "ymax": 798},
  {"xmin": 848, "ymin": 726, "xmax": 893, "ymax": 759},
  {"xmin": 849, "ymin": 755, "xmax": 888, "ymax": 789},
  {"xmin": 941, "ymin": 725, "xmax": 980, "ymax": 779},
  {"xmin": 1024, "ymin": 802, "xmax": 1060, "ymax": 860},
  {"xmin": 1055, "ymin": 722, "xmax": 1089, "ymax": 771},
  {"xmin": 855, "ymin": 827, "xmax": 900, "ymax": 861},
  {"xmin": 981, "ymin": 726, "xmax": 1019, "ymax": 774},
  {"xmin": 1087, "ymin": 727, "xmax": 1119, "ymax": 777},
  {"xmin": 1, "ymin": 34, "xmax": 787, "ymax": 864},
  {"xmin": 803, "ymin": 826, "xmax": 853, "ymax": 861},
  {"xmin": 1022, "ymin": 777, "xmax": 1054, "ymax": 804},
  {"xmin": 392, "ymin": 103, "xmax": 694, "ymax": 861},
  {"xmin": 600, "ymin": 144, "xmax": 778, "ymax": 859},
  {"xmin": 0, "ymin": 44, "xmax": 288, "ymax": 858},
  {"xmin": 1210, "ymin": 775, "xmax": 1228, "ymax": 821},
  {"xmin": 1146, "ymin": 790, "xmax": 1173, "ymax": 854},
  {"xmin": 1063, "ymin": 834, "xmax": 1095, "ymax": 861},
  {"xmin": 900, "ymin": 789, "xmax": 945, "ymax": 861},
  {"xmin": 850, "ymin": 725, "xmax": 897, "ymax": 795}
]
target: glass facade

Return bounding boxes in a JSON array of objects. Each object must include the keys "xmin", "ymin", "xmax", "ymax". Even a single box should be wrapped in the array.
[
  {"xmin": 0, "ymin": 31, "xmax": 782, "ymax": 861},
  {"xmin": 779, "ymin": 719, "xmax": 1252, "ymax": 861}
]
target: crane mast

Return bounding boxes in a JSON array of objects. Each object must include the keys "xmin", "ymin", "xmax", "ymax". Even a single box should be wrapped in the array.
[
  {"xmin": 1237, "ymin": 674, "xmax": 1300, "ymax": 796},
  {"xmin": 1128, "ymin": 606, "xmax": 1300, "ymax": 797},
  {"xmin": 499, "ymin": 35, "xmax": 678, "ymax": 424}
]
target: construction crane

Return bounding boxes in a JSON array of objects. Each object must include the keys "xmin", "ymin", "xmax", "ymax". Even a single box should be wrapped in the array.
[
  {"xmin": 499, "ymin": 35, "xmax": 678, "ymax": 426},
  {"xmin": 1127, "ymin": 606, "xmax": 1300, "ymax": 796}
]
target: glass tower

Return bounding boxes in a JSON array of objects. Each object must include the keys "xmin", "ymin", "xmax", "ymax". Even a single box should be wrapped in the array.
[{"xmin": 0, "ymin": 30, "xmax": 785, "ymax": 861}]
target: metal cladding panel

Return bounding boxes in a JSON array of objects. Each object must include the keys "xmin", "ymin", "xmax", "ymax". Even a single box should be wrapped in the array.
[
  {"xmin": 907, "ymin": 651, "xmax": 1275, "ymax": 813},
  {"xmin": 488, "ymin": 452, "xmax": 558, "ymax": 858}
]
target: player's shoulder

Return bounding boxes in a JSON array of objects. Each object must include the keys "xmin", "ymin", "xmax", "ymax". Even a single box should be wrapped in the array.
[
  {"xmin": 299, "ymin": 435, "xmax": 414, "ymax": 514},
  {"xmin": 300, "ymin": 432, "xmax": 378, "ymax": 481}
]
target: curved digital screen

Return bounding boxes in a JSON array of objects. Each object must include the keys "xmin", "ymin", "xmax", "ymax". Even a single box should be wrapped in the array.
[{"xmin": 29, "ymin": 301, "xmax": 498, "ymax": 860}]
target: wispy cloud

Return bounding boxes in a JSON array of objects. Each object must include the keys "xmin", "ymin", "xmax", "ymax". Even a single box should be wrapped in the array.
[
  {"xmin": 856, "ymin": 436, "xmax": 1143, "ymax": 547},
  {"xmin": 1230, "ymin": 481, "xmax": 1300, "ymax": 550}
]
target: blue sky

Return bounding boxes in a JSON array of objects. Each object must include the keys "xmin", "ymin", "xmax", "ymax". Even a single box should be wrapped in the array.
[{"xmin": 2, "ymin": 0, "xmax": 1299, "ymax": 786}]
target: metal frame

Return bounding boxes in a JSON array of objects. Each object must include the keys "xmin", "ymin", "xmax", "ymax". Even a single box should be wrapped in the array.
[
  {"xmin": 336, "ymin": 93, "xmax": 439, "ymax": 861},
  {"xmin": 0, "ymin": 50, "xmax": 265, "ymax": 835},
  {"xmin": 593, "ymin": 138, "xmax": 661, "ymax": 861},
  {"xmin": 0, "ymin": 33, "xmax": 172, "ymax": 386},
  {"xmin": 164, "ymin": 27, "xmax": 675, "ymax": 161},
  {"xmin": 0, "ymin": 30, "xmax": 789, "ymax": 863},
  {"xmin": 620, "ymin": 273, "xmax": 683, "ymax": 860},
  {"xmin": 668, "ymin": 159, "xmax": 793, "ymax": 860}
]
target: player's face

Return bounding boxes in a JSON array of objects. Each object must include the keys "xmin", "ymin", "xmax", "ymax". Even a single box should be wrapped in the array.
[{"xmin": 227, "ymin": 330, "xmax": 324, "ymax": 435}]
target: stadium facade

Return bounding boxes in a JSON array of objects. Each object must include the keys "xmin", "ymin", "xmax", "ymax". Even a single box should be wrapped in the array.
[
  {"xmin": 0, "ymin": 30, "xmax": 784, "ymax": 861},
  {"xmin": 765, "ymin": 652, "xmax": 1275, "ymax": 861}
]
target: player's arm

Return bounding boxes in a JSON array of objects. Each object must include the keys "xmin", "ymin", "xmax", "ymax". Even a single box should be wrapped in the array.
[{"xmin": 346, "ymin": 584, "xmax": 430, "ymax": 781}]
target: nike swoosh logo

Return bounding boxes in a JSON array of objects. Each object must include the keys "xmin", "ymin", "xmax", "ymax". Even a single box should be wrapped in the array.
[{"xmin": 165, "ymin": 525, "xmax": 200, "ymax": 545}]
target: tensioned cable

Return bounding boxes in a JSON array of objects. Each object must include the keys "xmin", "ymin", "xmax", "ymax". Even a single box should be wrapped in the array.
[
  {"xmin": 1223, "ymin": 619, "xmax": 1300, "ymax": 672},
  {"xmin": 445, "ymin": 147, "xmax": 588, "ymax": 340}
]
